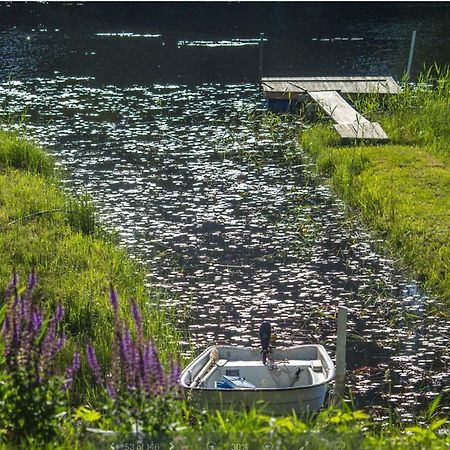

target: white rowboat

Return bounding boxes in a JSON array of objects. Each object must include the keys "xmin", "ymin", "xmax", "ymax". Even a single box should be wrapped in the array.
[{"xmin": 180, "ymin": 344, "xmax": 335, "ymax": 415}]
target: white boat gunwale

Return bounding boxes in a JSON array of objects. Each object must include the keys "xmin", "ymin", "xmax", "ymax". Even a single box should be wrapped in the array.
[{"xmin": 180, "ymin": 344, "xmax": 335, "ymax": 392}]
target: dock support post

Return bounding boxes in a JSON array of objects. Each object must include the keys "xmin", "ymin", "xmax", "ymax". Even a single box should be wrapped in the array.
[
  {"xmin": 259, "ymin": 32, "xmax": 264, "ymax": 81},
  {"xmin": 334, "ymin": 305, "xmax": 348, "ymax": 400},
  {"xmin": 406, "ymin": 30, "xmax": 417, "ymax": 79}
]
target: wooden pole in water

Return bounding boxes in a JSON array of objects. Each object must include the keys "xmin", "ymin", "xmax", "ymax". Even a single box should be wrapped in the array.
[
  {"xmin": 335, "ymin": 305, "xmax": 348, "ymax": 399},
  {"xmin": 406, "ymin": 30, "xmax": 417, "ymax": 79},
  {"xmin": 259, "ymin": 32, "xmax": 264, "ymax": 81}
]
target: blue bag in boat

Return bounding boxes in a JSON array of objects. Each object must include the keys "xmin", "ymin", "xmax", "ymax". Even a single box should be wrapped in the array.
[{"xmin": 215, "ymin": 375, "xmax": 255, "ymax": 389}]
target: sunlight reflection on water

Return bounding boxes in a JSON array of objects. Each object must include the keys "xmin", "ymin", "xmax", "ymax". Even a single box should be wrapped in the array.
[{"xmin": 1, "ymin": 74, "xmax": 449, "ymax": 418}]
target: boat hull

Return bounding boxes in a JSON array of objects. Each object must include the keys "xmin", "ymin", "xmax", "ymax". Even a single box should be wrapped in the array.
[
  {"xmin": 180, "ymin": 345, "xmax": 334, "ymax": 415},
  {"xmin": 188, "ymin": 381, "xmax": 328, "ymax": 415}
]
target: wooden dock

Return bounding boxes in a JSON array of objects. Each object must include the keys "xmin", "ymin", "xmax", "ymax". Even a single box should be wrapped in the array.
[{"xmin": 261, "ymin": 76, "xmax": 401, "ymax": 140}]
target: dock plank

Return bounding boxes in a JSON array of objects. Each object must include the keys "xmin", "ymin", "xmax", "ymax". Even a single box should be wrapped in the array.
[
  {"xmin": 308, "ymin": 90, "xmax": 369, "ymax": 124},
  {"xmin": 262, "ymin": 77, "xmax": 400, "ymax": 96},
  {"xmin": 308, "ymin": 90, "xmax": 388, "ymax": 140},
  {"xmin": 334, "ymin": 122, "xmax": 388, "ymax": 140},
  {"xmin": 261, "ymin": 76, "xmax": 396, "ymax": 140}
]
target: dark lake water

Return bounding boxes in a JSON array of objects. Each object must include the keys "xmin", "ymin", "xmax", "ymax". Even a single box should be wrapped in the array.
[{"xmin": 1, "ymin": 2, "xmax": 449, "ymax": 419}]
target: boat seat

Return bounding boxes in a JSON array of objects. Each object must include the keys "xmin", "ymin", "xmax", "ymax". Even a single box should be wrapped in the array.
[
  {"xmin": 222, "ymin": 360, "xmax": 266, "ymax": 367},
  {"xmin": 310, "ymin": 360, "xmax": 323, "ymax": 372},
  {"xmin": 220, "ymin": 359, "xmax": 323, "ymax": 370},
  {"xmin": 277, "ymin": 359, "xmax": 323, "ymax": 370}
]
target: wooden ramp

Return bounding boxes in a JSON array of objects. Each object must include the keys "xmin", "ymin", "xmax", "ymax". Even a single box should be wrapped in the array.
[
  {"xmin": 261, "ymin": 76, "xmax": 401, "ymax": 140},
  {"xmin": 308, "ymin": 90, "xmax": 388, "ymax": 140}
]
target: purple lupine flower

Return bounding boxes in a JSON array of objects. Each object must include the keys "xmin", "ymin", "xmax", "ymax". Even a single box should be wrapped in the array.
[
  {"xmin": 167, "ymin": 358, "xmax": 182, "ymax": 388},
  {"xmin": 174, "ymin": 362, "xmax": 182, "ymax": 386},
  {"xmin": 141, "ymin": 341, "xmax": 152, "ymax": 393},
  {"xmin": 119, "ymin": 326, "xmax": 132, "ymax": 363},
  {"xmin": 149, "ymin": 341, "xmax": 165, "ymax": 393},
  {"xmin": 130, "ymin": 344, "xmax": 139, "ymax": 389},
  {"xmin": 2, "ymin": 315, "xmax": 10, "ymax": 337},
  {"xmin": 106, "ymin": 382, "xmax": 116, "ymax": 399},
  {"xmin": 41, "ymin": 319, "xmax": 56, "ymax": 354},
  {"xmin": 55, "ymin": 303, "xmax": 64, "ymax": 322},
  {"xmin": 31, "ymin": 308, "xmax": 43, "ymax": 333},
  {"xmin": 2, "ymin": 315, "xmax": 11, "ymax": 358},
  {"xmin": 1, "ymin": 270, "xmax": 82, "ymax": 392},
  {"xmin": 86, "ymin": 343, "xmax": 103, "ymax": 384},
  {"xmin": 22, "ymin": 267, "xmax": 37, "ymax": 306},
  {"xmin": 130, "ymin": 299, "xmax": 143, "ymax": 348},
  {"xmin": 17, "ymin": 296, "xmax": 36, "ymax": 363},
  {"xmin": 12, "ymin": 286, "xmax": 19, "ymax": 307},
  {"xmin": 18, "ymin": 292, "xmax": 33, "ymax": 348},
  {"xmin": 130, "ymin": 300, "xmax": 142, "ymax": 334},
  {"xmin": 109, "ymin": 283, "xmax": 119, "ymax": 314},
  {"xmin": 72, "ymin": 349, "xmax": 81, "ymax": 372},
  {"xmin": 37, "ymin": 306, "xmax": 59, "ymax": 375},
  {"xmin": 119, "ymin": 325, "xmax": 135, "ymax": 388},
  {"xmin": 64, "ymin": 350, "xmax": 80, "ymax": 391},
  {"xmin": 39, "ymin": 319, "xmax": 58, "ymax": 373},
  {"xmin": 27, "ymin": 267, "xmax": 37, "ymax": 290},
  {"xmin": 56, "ymin": 331, "xmax": 66, "ymax": 351},
  {"xmin": 4, "ymin": 268, "xmax": 19, "ymax": 298},
  {"xmin": 12, "ymin": 311, "xmax": 20, "ymax": 349}
]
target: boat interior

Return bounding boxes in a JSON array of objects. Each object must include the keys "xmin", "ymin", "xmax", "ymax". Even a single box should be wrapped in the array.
[
  {"xmin": 198, "ymin": 358, "xmax": 327, "ymax": 389},
  {"xmin": 181, "ymin": 345, "xmax": 334, "ymax": 390}
]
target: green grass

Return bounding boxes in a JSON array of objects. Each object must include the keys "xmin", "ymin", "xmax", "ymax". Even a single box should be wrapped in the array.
[
  {"xmin": 299, "ymin": 67, "xmax": 450, "ymax": 303},
  {"xmin": 351, "ymin": 65, "xmax": 450, "ymax": 162},
  {"xmin": 0, "ymin": 129, "xmax": 181, "ymax": 398},
  {"xmin": 0, "ymin": 129, "xmax": 55, "ymax": 176},
  {"xmin": 2, "ymin": 400, "xmax": 449, "ymax": 449}
]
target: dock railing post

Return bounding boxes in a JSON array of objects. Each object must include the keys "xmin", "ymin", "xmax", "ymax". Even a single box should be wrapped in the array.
[
  {"xmin": 259, "ymin": 32, "xmax": 264, "ymax": 81},
  {"xmin": 334, "ymin": 305, "xmax": 348, "ymax": 400},
  {"xmin": 406, "ymin": 30, "xmax": 417, "ymax": 79}
]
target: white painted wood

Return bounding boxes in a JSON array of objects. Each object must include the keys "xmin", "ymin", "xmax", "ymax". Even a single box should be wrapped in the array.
[
  {"xmin": 198, "ymin": 359, "xmax": 228, "ymax": 386},
  {"xmin": 261, "ymin": 76, "xmax": 401, "ymax": 95},
  {"xmin": 190, "ymin": 347, "xmax": 219, "ymax": 387},
  {"xmin": 407, "ymin": 31, "xmax": 417, "ymax": 78},
  {"xmin": 308, "ymin": 90, "xmax": 369, "ymax": 125},
  {"xmin": 308, "ymin": 90, "xmax": 388, "ymax": 140},
  {"xmin": 335, "ymin": 306, "xmax": 348, "ymax": 397},
  {"xmin": 334, "ymin": 122, "xmax": 388, "ymax": 140}
]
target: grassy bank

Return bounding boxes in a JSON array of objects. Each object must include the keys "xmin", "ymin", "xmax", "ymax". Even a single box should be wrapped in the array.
[
  {"xmin": 0, "ymin": 129, "xmax": 180, "ymax": 387},
  {"xmin": 300, "ymin": 67, "xmax": 450, "ymax": 303}
]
